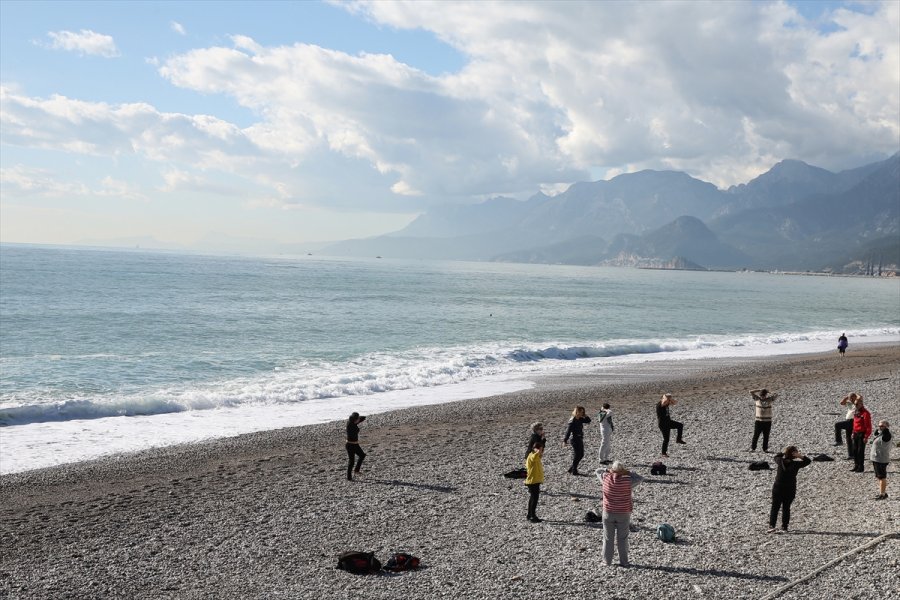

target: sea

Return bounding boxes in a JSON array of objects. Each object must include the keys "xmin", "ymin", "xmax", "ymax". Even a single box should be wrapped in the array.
[{"xmin": 1, "ymin": 244, "xmax": 898, "ymax": 474}]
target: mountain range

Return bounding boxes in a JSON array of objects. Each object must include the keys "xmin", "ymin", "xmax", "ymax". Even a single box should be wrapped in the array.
[{"xmin": 326, "ymin": 153, "xmax": 900, "ymax": 273}]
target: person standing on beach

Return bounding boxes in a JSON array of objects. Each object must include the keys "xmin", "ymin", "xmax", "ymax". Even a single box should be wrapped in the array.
[
  {"xmin": 596, "ymin": 461, "xmax": 644, "ymax": 566},
  {"xmin": 768, "ymin": 445, "xmax": 811, "ymax": 533},
  {"xmin": 596, "ymin": 403, "xmax": 614, "ymax": 465},
  {"xmin": 838, "ymin": 333, "xmax": 848, "ymax": 357},
  {"xmin": 870, "ymin": 420, "xmax": 892, "ymax": 500},
  {"xmin": 850, "ymin": 398, "xmax": 872, "ymax": 473},
  {"xmin": 525, "ymin": 439, "xmax": 545, "ymax": 523},
  {"xmin": 526, "ymin": 422, "xmax": 546, "ymax": 459},
  {"xmin": 749, "ymin": 388, "xmax": 777, "ymax": 452},
  {"xmin": 563, "ymin": 406, "xmax": 591, "ymax": 475},
  {"xmin": 834, "ymin": 393, "xmax": 859, "ymax": 458},
  {"xmin": 346, "ymin": 412, "xmax": 366, "ymax": 481},
  {"xmin": 656, "ymin": 394, "xmax": 685, "ymax": 457}
]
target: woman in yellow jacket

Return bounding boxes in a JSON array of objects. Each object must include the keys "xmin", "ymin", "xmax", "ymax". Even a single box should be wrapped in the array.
[{"xmin": 525, "ymin": 439, "xmax": 545, "ymax": 523}]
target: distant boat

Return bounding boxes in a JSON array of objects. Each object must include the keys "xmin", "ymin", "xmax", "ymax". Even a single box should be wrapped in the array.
[
  {"xmin": 375, "ymin": 255, "xmax": 382, "ymax": 259},
  {"xmin": 307, "ymin": 253, "xmax": 312, "ymax": 256}
]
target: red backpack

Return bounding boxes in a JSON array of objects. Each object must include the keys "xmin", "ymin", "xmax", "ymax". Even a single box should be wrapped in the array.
[
  {"xmin": 383, "ymin": 552, "xmax": 420, "ymax": 572},
  {"xmin": 336, "ymin": 551, "xmax": 381, "ymax": 574}
]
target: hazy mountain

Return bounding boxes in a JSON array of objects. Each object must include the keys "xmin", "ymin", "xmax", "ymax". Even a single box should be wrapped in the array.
[{"xmin": 325, "ymin": 152, "xmax": 899, "ymax": 272}]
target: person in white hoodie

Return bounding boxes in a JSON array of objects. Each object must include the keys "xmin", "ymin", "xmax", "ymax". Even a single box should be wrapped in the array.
[{"xmin": 596, "ymin": 403, "xmax": 614, "ymax": 465}]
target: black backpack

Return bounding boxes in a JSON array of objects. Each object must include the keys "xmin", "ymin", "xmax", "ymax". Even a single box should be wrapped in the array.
[
  {"xmin": 337, "ymin": 551, "xmax": 382, "ymax": 574},
  {"xmin": 383, "ymin": 552, "xmax": 420, "ymax": 572},
  {"xmin": 748, "ymin": 461, "xmax": 770, "ymax": 471},
  {"xmin": 584, "ymin": 510, "xmax": 602, "ymax": 523},
  {"xmin": 812, "ymin": 454, "xmax": 834, "ymax": 462},
  {"xmin": 650, "ymin": 461, "xmax": 667, "ymax": 476}
]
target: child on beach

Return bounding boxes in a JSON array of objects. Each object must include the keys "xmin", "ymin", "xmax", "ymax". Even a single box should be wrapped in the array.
[
  {"xmin": 850, "ymin": 398, "xmax": 872, "ymax": 473},
  {"xmin": 769, "ymin": 445, "xmax": 811, "ymax": 533},
  {"xmin": 345, "ymin": 412, "xmax": 367, "ymax": 481},
  {"xmin": 563, "ymin": 406, "xmax": 591, "ymax": 475},
  {"xmin": 834, "ymin": 393, "xmax": 860, "ymax": 459},
  {"xmin": 656, "ymin": 394, "xmax": 685, "ymax": 457},
  {"xmin": 596, "ymin": 461, "xmax": 644, "ymax": 566},
  {"xmin": 596, "ymin": 403, "xmax": 614, "ymax": 465},
  {"xmin": 749, "ymin": 388, "xmax": 777, "ymax": 452},
  {"xmin": 525, "ymin": 439, "xmax": 545, "ymax": 523},
  {"xmin": 870, "ymin": 421, "xmax": 892, "ymax": 500},
  {"xmin": 526, "ymin": 422, "xmax": 546, "ymax": 459}
]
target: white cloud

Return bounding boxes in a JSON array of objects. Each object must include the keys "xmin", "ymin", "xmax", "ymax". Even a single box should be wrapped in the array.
[
  {"xmin": 43, "ymin": 29, "xmax": 119, "ymax": 57},
  {"xmin": 6, "ymin": 1, "xmax": 899, "ymax": 221},
  {"xmin": 170, "ymin": 21, "xmax": 186, "ymax": 36},
  {"xmin": 1, "ymin": 165, "xmax": 145, "ymax": 201}
]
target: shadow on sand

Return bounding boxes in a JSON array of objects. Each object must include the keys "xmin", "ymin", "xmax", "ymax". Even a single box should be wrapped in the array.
[
  {"xmin": 362, "ymin": 479, "xmax": 455, "ymax": 493},
  {"xmin": 631, "ymin": 564, "xmax": 788, "ymax": 582},
  {"xmin": 786, "ymin": 529, "xmax": 880, "ymax": 538}
]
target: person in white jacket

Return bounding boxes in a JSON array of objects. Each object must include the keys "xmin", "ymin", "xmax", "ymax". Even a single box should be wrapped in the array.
[{"xmin": 596, "ymin": 403, "xmax": 614, "ymax": 465}]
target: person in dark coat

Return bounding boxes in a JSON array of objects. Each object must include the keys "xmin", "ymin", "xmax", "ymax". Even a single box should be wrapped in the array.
[
  {"xmin": 563, "ymin": 406, "xmax": 591, "ymax": 475},
  {"xmin": 768, "ymin": 445, "xmax": 811, "ymax": 532},
  {"xmin": 346, "ymin": 412, "xmax": 367, "ymax": 481}
]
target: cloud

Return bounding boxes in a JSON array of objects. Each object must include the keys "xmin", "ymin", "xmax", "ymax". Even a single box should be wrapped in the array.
[
  {"xmin": 6, "ymin": 1, "xmax": 899, "ymax": 220},
  {"xmin": 170, "ymin": 21, "xmax": 186, "ymax": 36},
  {"xmin": 1, "ymin": 165, "xmax": 145, "ymax": 200},
  {"xmin": 42, "ymin": 29, "xmax": 119, "ymax": 57}
]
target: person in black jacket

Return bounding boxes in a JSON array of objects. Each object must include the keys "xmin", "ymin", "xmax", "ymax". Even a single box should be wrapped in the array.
[
  {"xmin": 768, "ymin": 445, "xmax": 811, "ymax": 532},
  {"xmin": 563, "ymin": 406, "xmax": 591, "ymax": 475},
  {"xmin": 346, "ymin": 412, "xmax": 367, "ymax": 481},
  {"xmin": 526, "ymin": 422, "xmax": 546, "ymax": 459},
  {"xmin": 656, "ymin": 393, "xmax": 686, "ymax": 457}
]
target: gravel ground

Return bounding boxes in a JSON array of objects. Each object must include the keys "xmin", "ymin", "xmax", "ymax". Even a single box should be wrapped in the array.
[{"xmin": 2, "ymin": 346, "xmax": 899, "ymax": 599}]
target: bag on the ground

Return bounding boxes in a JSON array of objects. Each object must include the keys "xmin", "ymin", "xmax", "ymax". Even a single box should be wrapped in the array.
[
  {"xmin": 748, "ymin": 460, "xmax": 770, "ymax": 471},
  {"xmin": 650, "ymin": 461, "xmax": 667, "ymax": 476},
  {"xmin": 336, "ymin": 551, "xmax": 382, "ymax": 574},
  {"xmin": 656, "ymin": 523, "xmax": 676, "ymax": 543},
  {"xmin": 503, "ymin": 468, "xmax": 527, "ymax": 479},
  {"xmin": 584, "ymin": 510, "xmax": 602, "ymax": 523},
  {"xmin": 383, "ymin": 552, "xmax": 420, "ymax": 572},
  {"xmin": 812, "ymin": 454, "xmax": 834, "ymax": 462}
]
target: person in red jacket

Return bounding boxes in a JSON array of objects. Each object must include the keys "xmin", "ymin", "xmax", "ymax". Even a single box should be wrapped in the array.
[{"xmin": 850, "ymin": 398, "xmax": 872, "ymax": 473}]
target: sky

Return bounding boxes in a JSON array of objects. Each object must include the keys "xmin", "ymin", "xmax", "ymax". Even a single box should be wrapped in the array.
[{"xmin": 1, "ymin": 0, "xmax": 898, "ymax": 250}]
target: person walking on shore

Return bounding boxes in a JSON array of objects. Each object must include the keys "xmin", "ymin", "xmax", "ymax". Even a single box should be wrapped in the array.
[
  {"xmin": 526, "ymin": 422, "xmax": 546, "ymax": 459},
  {"xmin": 596, "ymin": 461, "xmax": 644, "ymax": 566},
  {"xmin": 656, "ymin": 394, "xmax": 685, "ymax": 457},
  {"xmin": 834, "ymin": 393, "xmax": 859, "ymax": 458},
  {"xmin": 525, "ymin": 439, "xmax": 545, "ymax": 523},
  {"xmin": 563, "ymin": 406, "xmax": 591, "ymax": 475},
  {"xmin": 851, "ymin": 398, "xmax": 872, "ymax": 473},
  {"xmin": 870, "ymin": 420, "xmax": 892, "ymax": 500},
  {"xmin": 838, "ymin": 333, "xmax": 848, "ymax": 357},
  {"xmin": 749, "ymin": 388, "xmax": 777, "ymax": 452},
  {"xmin": 768, "ymin": 446, "xmax": 811, "ymax": 533},
  {"xmin": 596, "ymin": 403, "xmax": 614, "ymax": 465},
  {"xmin": 345, "ymin": 412, "xmax": 367, "ymax": 481}
]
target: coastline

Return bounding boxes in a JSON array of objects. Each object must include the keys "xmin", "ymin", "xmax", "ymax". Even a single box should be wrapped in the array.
[{"xmin": 2, "ymin": 345, "xmax": 899, "ymax": 598}]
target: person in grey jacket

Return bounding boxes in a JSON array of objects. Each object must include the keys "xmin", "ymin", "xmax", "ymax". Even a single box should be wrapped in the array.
[{"xmin": 870, "ymin": 420, "xmax": 892, "ymax": 500}]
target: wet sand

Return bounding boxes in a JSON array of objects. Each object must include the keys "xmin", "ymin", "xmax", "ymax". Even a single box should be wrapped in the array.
[{"xmin": 2, "ymin": 345, "xmax": 899, "ymax": 599}]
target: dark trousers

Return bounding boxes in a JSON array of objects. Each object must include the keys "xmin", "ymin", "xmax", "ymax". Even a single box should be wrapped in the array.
[
  {"xmin": 346, "ymin": 443, "xmax": 366, "ymax": 480},
  {"xmin": 752, "ymin": 420, "xmax": 772, "ymax": 451},
  {"xmin": 526, "ymin": 483, "xmax": 541, "ymax": 519},
  {"xmin": 852, "ymin": 432, "xmax": 866, "ymax": 471},
  {"xmin": 769, "ymin": 488, "xmax": 795, "ymax": 530},
  {"xmin": 659, "ymin": 420, "xmax": 683, "ymax": 454},
  {"xmin": 834, "ymin": 419, "xmax": 853, "ymax": 454},
  {"xmin": 569, "ymin": 436, "xmax": 585, "ymax": 474}
]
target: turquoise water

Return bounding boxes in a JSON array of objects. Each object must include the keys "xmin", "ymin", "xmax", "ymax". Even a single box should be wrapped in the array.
[{"xmin": 1, "ymin": 243, "xmax": 898, "ymax": 429}]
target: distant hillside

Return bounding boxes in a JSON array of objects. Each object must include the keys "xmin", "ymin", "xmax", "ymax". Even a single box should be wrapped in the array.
[{"xmin": 325, "ymin": 152, "xmax": 900, "ymax": 273}]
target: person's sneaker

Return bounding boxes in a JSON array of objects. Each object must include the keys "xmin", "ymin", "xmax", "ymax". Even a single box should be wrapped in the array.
[
  {"xmin": 529, "ymin": 517, "xmax": 543, "ymax": 523},
  {"xmin": 767, "ymin": 527, "xmax": 777, "ymax": 533},
  {"xmin": 779, "ymin": 529, "xmax": 788, "ymax": 534},
  {"xmin": 875, "ymin": 494, "xmax": 888, "ymax": 500},
  {"xmin": 676, "ymin": 440, "xmax": 687, "ymax": 444},
  {"xmin": 661, "ymin": 453, "xmax": 669, "ymax": 458},
  {"xmin": 831, "ymin": 442, "xmax": 842, "ymax": 446}
]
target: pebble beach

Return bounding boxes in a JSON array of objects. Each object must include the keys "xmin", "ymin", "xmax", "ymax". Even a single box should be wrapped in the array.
[{"xmin": 2, "ymin": 345, "xmax": 898, "ymax": 599}]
